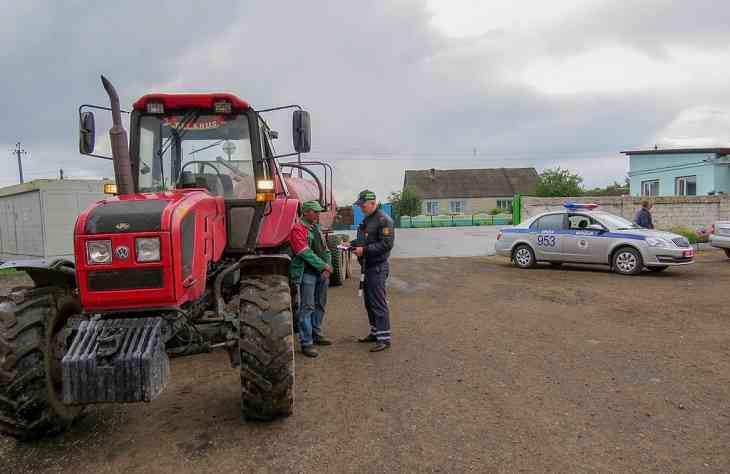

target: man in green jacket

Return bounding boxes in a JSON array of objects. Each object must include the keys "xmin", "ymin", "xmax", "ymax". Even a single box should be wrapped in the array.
[{"xmin": 289, "ymin": 200, "xmax": 333, "ymax": 358}]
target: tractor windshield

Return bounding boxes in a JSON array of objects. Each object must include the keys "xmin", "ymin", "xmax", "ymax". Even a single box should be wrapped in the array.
[{"xmin": 137, "ymin": 113, "xmax": 256, "ymax": 197}]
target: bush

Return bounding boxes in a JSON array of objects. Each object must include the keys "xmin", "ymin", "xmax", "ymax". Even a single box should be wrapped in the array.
[
  {"xmin": 489, "ymin": 208, "xmax": 501, "ymax": 215},
  {"xmin": 669, "ymin": 226, "xmax": 699, "ymax": 244}
]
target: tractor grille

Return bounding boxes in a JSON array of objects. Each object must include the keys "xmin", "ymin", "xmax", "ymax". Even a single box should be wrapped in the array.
[
  {"xmin": 672, "ymin": 237, "xmax": 691, "ymax": 248},
  {"xmin": 88, "ymin": 268, "xmax": 163, "ymax": 291}
]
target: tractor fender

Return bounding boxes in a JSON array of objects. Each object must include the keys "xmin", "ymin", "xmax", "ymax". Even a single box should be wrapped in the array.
[
  {"xmin": 214, "ymin": 254, "xmax": 291, "ymax": 319},
  {"xmin": 0, "ymin": 258, "xmax": 76, "ymax": 289}
]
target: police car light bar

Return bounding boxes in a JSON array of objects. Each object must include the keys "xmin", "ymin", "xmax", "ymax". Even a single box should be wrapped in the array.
[{"xmin": 563, "ymin": 201, "xmax": 599, "ymax": 210}]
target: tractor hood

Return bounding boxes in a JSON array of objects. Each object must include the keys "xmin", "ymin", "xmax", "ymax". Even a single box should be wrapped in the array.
[{"xmin": 79, "ymin": 191, "xmax": 199, "ymax": 235}]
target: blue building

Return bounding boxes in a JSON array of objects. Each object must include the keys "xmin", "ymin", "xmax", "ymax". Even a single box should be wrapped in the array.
[{"xmin": 622, "ymin": 148, "xmax": 730, "ymax": 197}]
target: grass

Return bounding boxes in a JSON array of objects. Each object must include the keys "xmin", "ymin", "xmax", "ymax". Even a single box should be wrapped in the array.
[{"xmin": 0, "ymin": 268, "xmax": 17, "ymax": 276}]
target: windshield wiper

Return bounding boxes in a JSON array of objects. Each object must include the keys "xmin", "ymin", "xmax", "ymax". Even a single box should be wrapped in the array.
[{"xmin": 156, "ymin": 110, "xmax": 200, "ymax": 187}]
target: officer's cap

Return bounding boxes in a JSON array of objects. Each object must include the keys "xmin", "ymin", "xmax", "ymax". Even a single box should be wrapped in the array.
[{"xmin": 354, "ymin": 189, "xmax": 377, "ymax": 206}]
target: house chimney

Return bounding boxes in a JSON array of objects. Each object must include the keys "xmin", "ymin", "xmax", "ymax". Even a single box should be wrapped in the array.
[{"xmin": 429, "ymin": 168, "xmax": 436, "ymax": 179}]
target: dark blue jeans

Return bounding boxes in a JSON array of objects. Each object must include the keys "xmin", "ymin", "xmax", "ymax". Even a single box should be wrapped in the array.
[{"xmin": 298, "ymin": 271, "xmax": 329, "ymax": 346}]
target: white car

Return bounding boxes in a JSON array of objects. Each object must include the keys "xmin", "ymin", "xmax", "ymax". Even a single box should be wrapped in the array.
[{"xmin": 709, "ymin": 221, "xmax": 730, "ymax": 257}]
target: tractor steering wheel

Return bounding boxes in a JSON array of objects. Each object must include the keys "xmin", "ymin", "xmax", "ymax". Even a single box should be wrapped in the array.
[{"xmin": 177, "ymin": 161, "xmax": 225, "ymax": 193}]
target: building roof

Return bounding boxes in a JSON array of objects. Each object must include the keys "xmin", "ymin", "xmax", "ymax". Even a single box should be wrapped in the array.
[
  {"xmin": 621, "ymin": 147, "xmax": 730, "ymax": 156},
  {"xmin": 404, "ymin": 168, "xmax": 538, "ymax": 199}
]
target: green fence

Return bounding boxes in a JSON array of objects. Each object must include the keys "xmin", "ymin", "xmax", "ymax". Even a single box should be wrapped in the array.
[{"xmin": 400, "ymin": 214, "xmax": 512, "ymax": 228}]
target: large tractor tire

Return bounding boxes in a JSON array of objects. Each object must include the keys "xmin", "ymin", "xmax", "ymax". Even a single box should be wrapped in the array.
[
  {"xmin": 0, "ymin": 286, "xmax": 84, "ymax": 440},
  {"xmin": 238, "ymin": 275, "xmax": 295, "ymax": 421},
  {"xmin": 327, "ymin": 234, "xmax": 350, "ymax": 287}
]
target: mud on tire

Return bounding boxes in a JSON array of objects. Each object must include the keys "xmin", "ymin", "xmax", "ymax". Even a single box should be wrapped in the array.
[
  {"xmin": 0, "ymin": 286, "xmax": 84, "ymax": 440},
  {"xmin": 238, "ymin": 274, "xmax": 295, "ymax": 421}
]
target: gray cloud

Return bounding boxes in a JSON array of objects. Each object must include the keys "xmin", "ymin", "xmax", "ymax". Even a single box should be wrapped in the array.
[{"xmin": 2, "ymin": 0, "xmax": 730, "ymax": 201}]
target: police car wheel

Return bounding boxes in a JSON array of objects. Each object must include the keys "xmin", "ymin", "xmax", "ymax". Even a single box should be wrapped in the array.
[
  {"xmin": 513, "ymin": 245, "xmax": 536, "ymax": 269},
  {"xmin": 613, "ymin": 247, "xmax": 643, "ymax": 275}
]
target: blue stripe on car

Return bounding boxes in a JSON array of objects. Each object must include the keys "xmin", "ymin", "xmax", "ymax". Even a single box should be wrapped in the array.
[{"xmin": 501, "ymin": 228, "xmax": 645, "ymax": 240}]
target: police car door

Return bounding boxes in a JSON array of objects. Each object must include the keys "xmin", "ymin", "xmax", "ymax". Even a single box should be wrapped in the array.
[
  {"xmin": 529, "ymin": 213, "xmax": 565, "ymax": 261},
  {"xmin": 563, "ymin": 214, "xmax": 609, "ymax": 263}
]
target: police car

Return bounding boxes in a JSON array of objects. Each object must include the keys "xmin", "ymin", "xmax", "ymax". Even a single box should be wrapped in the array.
[{"xmin": 495, "ymin": 202, "xmax": 695, "ymax": 275}]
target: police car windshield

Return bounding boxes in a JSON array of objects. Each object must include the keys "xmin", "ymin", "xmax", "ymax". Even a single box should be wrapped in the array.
[{"xmin": 596, "ymin": 213, "xmax": 639, "ymax": 230}]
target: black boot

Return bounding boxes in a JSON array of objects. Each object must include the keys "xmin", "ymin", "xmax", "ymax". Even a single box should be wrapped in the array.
[
  {"xmin": 301, "ymin": 346, "xmax": 319, "ymax": 358},
  {"xmin": 370, "ymin": 342, "xmax": 391, "ymax": 352}
]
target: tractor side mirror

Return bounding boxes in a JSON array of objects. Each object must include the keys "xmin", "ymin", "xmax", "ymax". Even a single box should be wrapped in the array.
[
  {"xmin": 79, "ymin": 111, "xmax": 96, "ymax": 155},
  {"xmin": 292, "ymin": 110, "xmax": 311, "ymax": 153}
]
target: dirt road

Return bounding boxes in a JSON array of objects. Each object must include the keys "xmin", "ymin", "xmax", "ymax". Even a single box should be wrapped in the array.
[{"xmin": 2, "ymin": 254, "xmax": 730, "ymax": 473}]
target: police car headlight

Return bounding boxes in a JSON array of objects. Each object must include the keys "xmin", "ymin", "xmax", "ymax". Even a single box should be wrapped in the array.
[
  {"xmin": 646, "ymin": 237, "xmax": 671, "ymax": 248},
  {"xmin": 136, "ymin": 237, "xmax": 161, "ymax": 262}
]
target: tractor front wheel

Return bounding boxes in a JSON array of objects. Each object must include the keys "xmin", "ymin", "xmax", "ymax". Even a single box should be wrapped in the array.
[
  {"xmin": 238, "ymin": 274, "xmax": 295, "ymax": 421},
  {"xmin": 0, "ymin": 286, "xmax": 84, "ymax": 440}
]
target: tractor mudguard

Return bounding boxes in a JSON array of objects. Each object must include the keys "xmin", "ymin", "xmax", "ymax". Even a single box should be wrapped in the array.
[
  {"xmin": 214, "ymin": 254, "xmax": 291, "ymax": 318},
  {"xmin": 0, "ymin": 258, "xmax": 76, "ymax": 289}
]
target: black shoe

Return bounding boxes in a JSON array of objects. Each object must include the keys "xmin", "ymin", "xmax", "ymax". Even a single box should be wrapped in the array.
[
  {"xmin": 358, "ymin": 334, "xmax": 377, "ymax": 343},
  {"xmin": 301, "ymin": 346, "xmax": 319, "ymax": 358},
  {"xmin": 370, "ymin": 342, "xmax": 391, "ymax": 352},
  {"xmin": 314, "ymin": 337, "xmax": 333, "ymax": 346}
]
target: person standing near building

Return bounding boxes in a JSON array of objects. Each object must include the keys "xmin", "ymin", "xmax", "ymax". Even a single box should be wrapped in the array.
[
  {"xmin": 289, "ymin": 200, "xmax": 333, "ymax": 358},
  {"xmin": 353, "ymin": 190, "xmax": 395, "ymax": 352},
  {"xmin": 635, "ymin": 200, "xmax": 654, "ymax": 229}
]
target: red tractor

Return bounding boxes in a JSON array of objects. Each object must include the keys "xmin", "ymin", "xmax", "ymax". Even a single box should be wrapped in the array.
[{"xmin": 0, "ymin": 77, "xmax": 351, "ymax": 440}]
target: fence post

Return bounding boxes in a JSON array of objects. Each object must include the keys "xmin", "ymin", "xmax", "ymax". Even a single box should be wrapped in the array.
[{"xmin": 512, "ymin": 194, "xmax": 522, "ymax": 225}]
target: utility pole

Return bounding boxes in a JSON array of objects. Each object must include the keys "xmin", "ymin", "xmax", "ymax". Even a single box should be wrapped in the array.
[
  {"xmin": 59, "ymin": 169, "xmax": 64, "ymax": 180},
  {"xmin": 12, "ymin": 142, "xmax": 27, "ymax": 184}
]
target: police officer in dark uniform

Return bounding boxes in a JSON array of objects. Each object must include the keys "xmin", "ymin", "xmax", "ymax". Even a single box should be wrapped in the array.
[{"xmin": 353, "ymin": 190, "xmax": 395, "ymax": 352}]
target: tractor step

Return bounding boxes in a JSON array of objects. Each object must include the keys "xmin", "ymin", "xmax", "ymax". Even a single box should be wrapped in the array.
[{"xmin": 62, "ymin": 317, "xmax": 170, "ymax": 404}]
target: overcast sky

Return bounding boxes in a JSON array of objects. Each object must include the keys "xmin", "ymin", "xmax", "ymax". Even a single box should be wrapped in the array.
[{"xmin": 3, "ymin": 0, "xmax": 730, "ymax": 201}]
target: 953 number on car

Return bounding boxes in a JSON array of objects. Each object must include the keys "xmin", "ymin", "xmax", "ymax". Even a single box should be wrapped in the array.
[{"xmin": 537, "ymin": 235, "xmax": 557, "ymax": 247}]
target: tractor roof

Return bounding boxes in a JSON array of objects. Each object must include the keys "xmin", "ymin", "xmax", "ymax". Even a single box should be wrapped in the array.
[{"xmin": 133, "ymin": 93, "xmax": 251, "ymax": 111}]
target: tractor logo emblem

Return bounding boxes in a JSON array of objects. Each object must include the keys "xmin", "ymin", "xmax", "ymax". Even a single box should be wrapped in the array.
[
  {"xmin": 115, "ymin": 222, "xmax": 130, "ymax": 231},
  {"xmin": 115, "ymin": 246, "xmax": 129, "ymax": 260}
]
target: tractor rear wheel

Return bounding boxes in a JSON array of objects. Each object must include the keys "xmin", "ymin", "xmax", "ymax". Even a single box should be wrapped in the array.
[
  {"xmin": 327, "ymin": 234, "xmax": 349, "ymax": 286},
  {"xmin": 0, "ymin": 286, "xmax": 84, "ymax": 440},
  {"xmin": 238, "ymin": 274, "xmax": 295, "ymax": 421}
]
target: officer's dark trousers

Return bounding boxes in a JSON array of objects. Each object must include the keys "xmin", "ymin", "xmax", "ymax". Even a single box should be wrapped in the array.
[{"xmin": 364, "ymin": 262, "xmax": 391, "ymax": 343}]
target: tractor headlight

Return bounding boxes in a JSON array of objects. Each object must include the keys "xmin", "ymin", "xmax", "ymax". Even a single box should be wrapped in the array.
[
  {"xmin": 646, "ymin": 237, "xmax": 671, "ymax": 248},
  {"xmin": 86, "ymin": 240, "xmax": 112, "ymax": 264},
  {"xmin": 136, "ymin": 237, "xmax": 161, "ymax": 262}
]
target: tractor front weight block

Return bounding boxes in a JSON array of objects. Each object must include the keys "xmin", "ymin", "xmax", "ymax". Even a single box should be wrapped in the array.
[{"xmin": 62, "ymin": 317, "xmax": 170, "ymax": 404}]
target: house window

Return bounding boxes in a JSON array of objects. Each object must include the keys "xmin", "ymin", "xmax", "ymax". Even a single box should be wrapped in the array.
[
  {"xmin": 497, "ymin": 199, "xmax": 512, "ymax": 210},
  {"xmin": 449, "ymin": 200, "xmax": 466, "ymax": 214},
  {"xmin": 641, "ymin": 180, "xmax": 659, "ymax": 196},
  {"xmin": 426, "ymin": 200, "xmax": 440, "ymax": 215},
  {"xmin": 675, "ymin": 176, "xmax": 697, "ymax": 196}
]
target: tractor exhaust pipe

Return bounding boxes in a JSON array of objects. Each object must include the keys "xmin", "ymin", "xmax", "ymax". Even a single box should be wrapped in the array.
[{"xmin": 101, "ymin": 75, "xmax": 134, "ymax": 195}]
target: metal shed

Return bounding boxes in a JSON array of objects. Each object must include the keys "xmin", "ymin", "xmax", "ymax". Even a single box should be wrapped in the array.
[{"xmin": 0, "ymin": 179, "xmax": 109, "ymax": 261}]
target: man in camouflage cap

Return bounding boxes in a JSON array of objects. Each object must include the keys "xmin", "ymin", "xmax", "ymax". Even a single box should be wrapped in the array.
[
  {"xmin": 353, "ymin": 190, "xmax": 395, "ymax": 352},
  {"xmin": 289, "ymin": 200, "xmax": 333, "ymax": 358}
]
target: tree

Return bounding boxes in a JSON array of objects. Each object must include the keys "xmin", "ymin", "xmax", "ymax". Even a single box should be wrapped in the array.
[
  {"xmin": 584, "ymin": 178, "xmax": 629, "ymax": 196},
  {"xmin": 388, "ymin": 186, "xmax": 422, "ymax": 216},
  {"xmin": 535, "ymin": 167, "xmax": 584, "ymax": 197}
]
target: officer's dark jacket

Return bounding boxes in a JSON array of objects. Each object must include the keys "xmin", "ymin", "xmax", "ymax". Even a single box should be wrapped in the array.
[{"xmin": 356, "ymin": 209, "xmax": 395, "ymax": 268}]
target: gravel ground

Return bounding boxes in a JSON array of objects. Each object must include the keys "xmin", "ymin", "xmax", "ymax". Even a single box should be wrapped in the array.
[{"xmin": 2, "ymin": 252, "xmax": 730, "ymax": 473}]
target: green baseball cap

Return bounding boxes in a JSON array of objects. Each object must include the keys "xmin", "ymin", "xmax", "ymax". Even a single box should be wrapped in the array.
[
  {"xmin": 354, "ymin": 189, "xmax": 377, "ymax": 206},
  {"xmin": 302, "ymin": 200, "xmax": 324, "ymax": 212}
]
